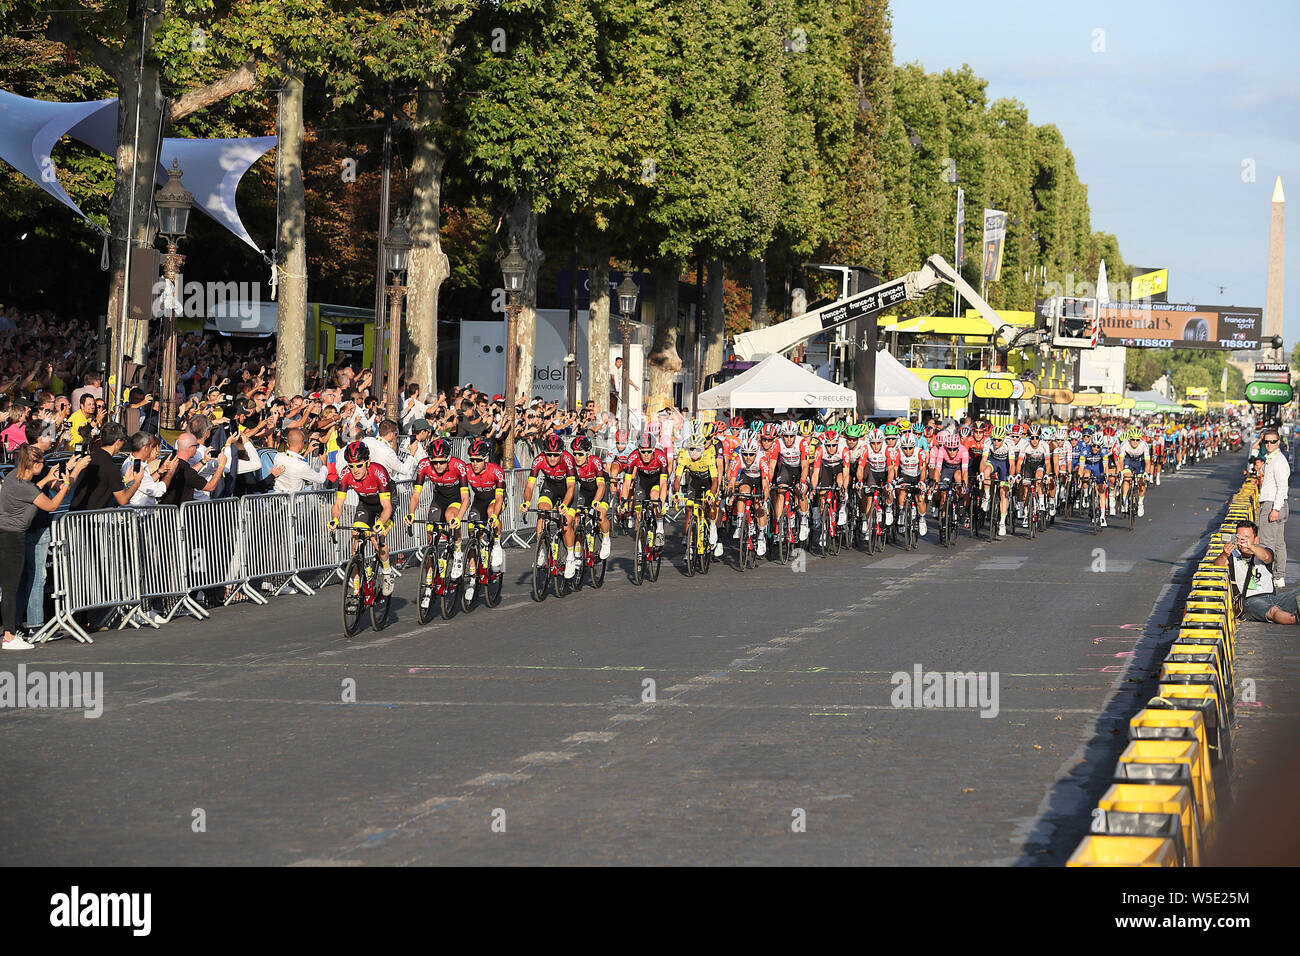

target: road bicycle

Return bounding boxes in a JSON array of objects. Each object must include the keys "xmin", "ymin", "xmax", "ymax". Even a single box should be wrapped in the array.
[
  {"xmin": 460, "ymin": 518, "xmax": 504, "ymax": 611},
  {"xmin": 771, "ymin": 482, "xmax": 800, "ymax": 565},
  {"xmin": 679, "ymin": 491, "xmax": 714, "ymax": 576},
  {"xmin": 629, "ymin": 496, "xmax": 664, "ymax": 585},
  {"xmin": 416, "ymin": 519, "xmax": 460, "ymax": 623},
  {"xmin": 933, "ymin": 479, "xmax": 960, "ymax": 548},
  {"xmin": 732, "ymin": 491, "xmax": 762, "ymax": 571},
  {"xmin": 570, "ymin": 504, "xmax": 608, "ymax": 590},
  {"xmin": 813, "ymin": 481, "xmax": 845, "ymax": 557},
  {"xmin": 529, "ymin": 508, "xmax": 572, "ymax": 601},
  {"xmin": 336, "ymin": 524, "xmax": 392, "ymax": 638}
]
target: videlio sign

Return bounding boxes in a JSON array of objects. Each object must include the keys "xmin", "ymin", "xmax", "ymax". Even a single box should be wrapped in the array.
[
  {"xmin": 1245, "ymin": 380, "xmax": 1294, "ymax": 404},
  {"xmin": 928, "ymin": 376, "xmax": 970, "ymax": 399}
]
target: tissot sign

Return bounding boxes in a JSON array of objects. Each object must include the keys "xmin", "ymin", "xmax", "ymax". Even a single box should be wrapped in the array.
[{"xmin": 1034, "ymin": 300, "xmax": 1262, "ymax": 351}]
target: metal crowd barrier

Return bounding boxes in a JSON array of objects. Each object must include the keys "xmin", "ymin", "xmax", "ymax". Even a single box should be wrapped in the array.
[
  {"xmin": 135, "ymin": 505, "xmax": 208, "ymax": 624},
  {"xmin": 179, "ymin": 497, "xmax": 261, "ymax": 607}
]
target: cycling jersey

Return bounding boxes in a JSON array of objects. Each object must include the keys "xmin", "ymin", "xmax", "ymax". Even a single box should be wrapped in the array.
[
  {"xmin": 1020, "ymin": 440, "xmax": 1050, "ymax": 472},
  {"xmin": 813, "ymin": 434, "xmax": 848, "ymax": 469},
  {"xmin": 728, "ymin": 453, "xmax": 772, "ymax": 487},
  {"xmin": 466, "ymin": 461, "xmax": 506, "ymax": 504},
  {"xmin": 414, "ymin": 457, "xmax": 469, "ymax": 496},
  {"xmin": 928, "ymin": 444, "xmax": 969, "ymax": 471},
  {"xmin": 340, "ymin": 462, "xmax": 394, "ymax": 505},
  {"xmin": 530, "ymin": 451, "xmax": 576, "ymax": 482},
  {"xmin": 897, "ymin": 447, "xmax": 925, "ymax": 481},
  {"xmin": 1121, "ymin": 440, "xmax": 1150, "ymax": 472},
  {"xmin": 625, "ymin": 448, "xmax": 669, "ymax": 482},
  {"xmin": 1080, "ymin": 448, "xmax": 1108, "ymax": 478},
  {"xmin": 675, "ymin": 449, "xmax": 719, "ymax": 481},
  {"xmin": 861, "ymin": 443, "xmax": 897, "ymax": 477},
  {"xmin": 773, "ymin": 436, "xmax": 809, "ymax": 469}
]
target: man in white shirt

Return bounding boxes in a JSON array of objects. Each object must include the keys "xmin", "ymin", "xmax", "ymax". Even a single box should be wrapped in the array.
[
  {"xmin": 1258, "ymin": 426, "xmax": 1290, "ymax": 587},
  {"xmin": 121, "ymin": 432, "xmax": 167, "ymax": 507},
  {"xmin": 273, "ymin": 428, "xmax": 328, "ymax": 494},
  {"xmin": 363, "ymin": 419, "xmax": 415, "ymax": 479}
]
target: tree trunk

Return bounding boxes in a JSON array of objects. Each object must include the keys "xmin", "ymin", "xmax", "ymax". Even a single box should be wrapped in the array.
[
  {"xmin": 505, "ymin": 192, "xmax": 542, "ymax": 404},
  {"xmin": 586, "ymin": 241, "xmax": 610, "ymax": 418},
  {"xmin": 647, "ymin": 260, "xmax": 682, "ymax": 406},
  {"xmin": 750, "ymin": 255, "xmax": 769, "ymax": 330},
  {"xmin": 105, "ymin": 26, "xmax": 165, "ymax": 385},
  {"xmin": 405, "ymin": 84, "xmax": 451, "ymax": 399},
  {"xmin": 274, "ymin": 73, "xmax": 307, "ymax": 400},
  {"xmin": 702, "ymin": 258, "xmax": 727, "ymax": 384}
]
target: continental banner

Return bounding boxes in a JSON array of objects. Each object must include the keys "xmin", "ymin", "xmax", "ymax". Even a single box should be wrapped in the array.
[{"xmin": 1033, "ymin": 300, "xmax": 1262, "ymax": 351}]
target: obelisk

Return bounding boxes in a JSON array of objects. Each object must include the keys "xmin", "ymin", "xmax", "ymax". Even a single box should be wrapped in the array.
[{"xmin": 1266, "ymin": 177, "xmax": 1285, "ymax": 359}]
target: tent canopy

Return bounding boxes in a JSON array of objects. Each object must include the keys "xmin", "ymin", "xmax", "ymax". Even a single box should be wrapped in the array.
[
  {"xmin": 873, "ymin": 348, "xmax": 932, "ymax": 416},
  {"xmin": 1127, "ymin": 389, "xmax": 1182, "ymax": 408},
  {"xmin": 699, "ymin": 353, "xmax": 856, "ymax": 410}
]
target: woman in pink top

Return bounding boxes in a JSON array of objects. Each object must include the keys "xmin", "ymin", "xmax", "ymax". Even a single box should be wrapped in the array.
[{"xmin": 1, "ymin": 400, "xmax": 30, "ymax": 453}]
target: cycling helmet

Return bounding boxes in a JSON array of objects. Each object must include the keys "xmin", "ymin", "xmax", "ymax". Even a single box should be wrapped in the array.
[
  {"xmin": 779, "ymin": 420, "xmax": 798, "ymax": 437},
  {"xmin": 846, "ymin": 423, "xmax": 866, "ymax": 439},
  {"xmin": 468, "ymin": 437, "xmax": 492, "ymax": 459},
  {"xmin": 959, "ymin": 425, "xmax": 973, "ymax": 438},
  {"xmin": 912, "ymin": 423, "xmax": 925, "ymax": 435},
  {"xmin": 343, "ymin": 440, "xmax": 369, "ymax": 464},
  {"xmin": 882, "ymin": 424, "xmax": 900, "ymax": 438},
  {"xmin": 739, "ymin": 437, "xmax": 759, "ymax": 456},
  {"xmin": 730, "ymin": 415, "xmax": 744, "ymax": 429},
  {"xmin": 570, "ymin": 435, "xmax": 592, "ymax": 454},
  {"xmin": 638, "ymin": 432, "xmax": 656, "ymax": 450},
  {"xmin": 428, "ymin": 437, "xmax": 452, "ymax": 461},
  {"xmin": 991, "ymin": 425, "xmax": 1007, "ymax": 440},
  {"xmin": 614, "ymin": 429, "xmax": 629, "ymax": 445},
  {"xmin": 896, "ymin": 417, "xmax": 911, "ymax": 429},
  {"xmin": 543, "ymin": 434, "xmax": 565, "ymax": 455},
  {"xmin": 942, "ymin": 433, "xmax": 960, "ymax": 449},
  {"xmin": 685, "ymin": 438, "xmax": 704, "ymax": 459},
  {"xmin": 1009, "ymin": 423, "xmax": 1024, "ymax": 438},
  {"xmin": 868, "ymin": 429, "xmax": 885, "ymax": 444},
  {"xmin": 1027, "ymin": 424, "xmax": 1041, "ymax": 438},
  {"xmin": 760, "ymin": 422, "xmax": 778, "ymax": 440},
  {"xmin": 900, "ymin": 432, "xmax": 917, "ymax": 449},
  {"xmin": 1041, "ymin": 426, "xmax": 1055, "ymax": 441},
  {"xmin": 1102, "ymin": 435, "xmax": 1117, "ymax": 450},
  {"xmin": 1103, "ymin": 426, "xmax": 1116, "ymax": 438}
]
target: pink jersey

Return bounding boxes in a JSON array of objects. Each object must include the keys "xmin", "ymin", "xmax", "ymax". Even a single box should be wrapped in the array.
[{"xmin": 929, "ymin": 443, "xmax": 969, "ymax": 470}]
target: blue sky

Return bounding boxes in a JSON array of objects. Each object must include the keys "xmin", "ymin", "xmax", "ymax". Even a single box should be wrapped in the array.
[{"xmin": 891, "ymin": 0, "xmax": 1300, "ymax": 344}]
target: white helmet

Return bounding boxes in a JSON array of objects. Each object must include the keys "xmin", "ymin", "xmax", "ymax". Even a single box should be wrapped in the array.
[
  {"xmin": 900, "ymin": 432, "xmax": 917, "ymax": 449},
  {"xmin": 779, "ymin": 420, "xmax": 799, "ymax": 437}
]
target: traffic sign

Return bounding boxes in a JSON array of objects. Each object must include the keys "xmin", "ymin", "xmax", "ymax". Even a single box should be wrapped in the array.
[
  {"xmin": 1245, "ymin": 380, "xmax": 1294, "ymax": 404},
  {"xmin": 927, "ymin": 375, "xmax": 971, "ymax": 399}
]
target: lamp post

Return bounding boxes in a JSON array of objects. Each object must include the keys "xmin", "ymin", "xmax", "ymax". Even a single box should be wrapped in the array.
[
  {"xmin": 616, "ymin": 274, "xmax": 640, "ymax": 433},
  {"xmin": 500, "ymin": 237, "xmax": 527, "ymax": 468},
  {"xmin": 382, "ymin": 213, "xmax": 412, "ymax": 423},
  {"xmin": 155, "ymin": 158, "xmax": 194, "ymax": 431}
]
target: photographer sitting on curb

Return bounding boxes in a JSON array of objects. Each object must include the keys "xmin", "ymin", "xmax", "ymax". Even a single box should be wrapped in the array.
[{"xmin": 1213, "ymin": 519, "xmax": 1299, "ymax": 623}]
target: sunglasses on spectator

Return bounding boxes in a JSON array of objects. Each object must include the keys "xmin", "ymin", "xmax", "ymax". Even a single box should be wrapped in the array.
[{"xmin": 1264, "ymin": 438, "xmax": 1280, "ymax": 444}]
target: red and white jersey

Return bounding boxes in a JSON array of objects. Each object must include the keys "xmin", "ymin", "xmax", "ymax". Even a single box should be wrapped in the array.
[
  {"xmin": 813, "ymin": 433, "xmax": 848, "ymax": 467},
  {"xmin": 774, "ymin": 435, "xmax": 808, "ymax": 468},
  {"xmin": 1019, "ymin": 438, "xmax": 1050, "ymax": 463},
  {"xmin": 1052, "ymin": 441, "xmax": 1072, "ymax": 469},
  {"xmin": 897, "ymin": 446, "xmax": 925, "ymax": 478},
  {"xmin": 728, "ymin": 453, "xmax": 772, "ymax": 485}
]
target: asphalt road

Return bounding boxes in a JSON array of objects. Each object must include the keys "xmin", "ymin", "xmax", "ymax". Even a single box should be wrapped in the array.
[{"xmin": 1, "ymin": 455, "xmax": 1247, "ymax": 865}]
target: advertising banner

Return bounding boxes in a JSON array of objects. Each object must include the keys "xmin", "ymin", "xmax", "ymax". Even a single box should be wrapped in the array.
[
  {"xmin": 928, "ymin": 375, "xmax": 971, "ymax": 399},
  {"xmin": 982, "ymin": 209, "xmax": 1008, "ymax": 282},
  {"xmin": 1130, "ymin": 267, "xmax": 1169, "ymax": 302},
  {"xmin": 973, "ymin": 377, "xmax": 1013, "ymax": 399},
  {"xmin": 1035, "ymin": 300, "xmax": 1263, "ymax": 351},
  {"xmin": 1245, "ymin": 381, "xmax": 1294, "ymax": 404}
]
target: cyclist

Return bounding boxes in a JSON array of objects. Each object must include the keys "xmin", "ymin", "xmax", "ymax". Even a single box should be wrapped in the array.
[
  {"xmin": 621, "ymin": 432, "xmax": 670, "ymax": 549},
  {"xmin": 461, "ymin": 437, "xmax": 507, "ymax": 596},
  {"xmin": 727, "ymin": 434, "xmax": 771, "ymax": 557},
  {"xmin": 1014, "ymin": 425, "xmax": 1052, "ymax": 529},
  {"xmin": 1048, "ymin": 426, "xmax": 1072, "ymax": 517},
  {"xmin": 810, "ymin": 426, "xmax": 850, "ymax": 536},
  {"xmin": 1147, "ymin": 426, "xmax": 1164, "ymax": 486},
  {"xmin": 929, "ymin": 431, "xmax": 968, "ymax": 542},
  {"xmin": 674, "ymin": 435, "xmax": 722, "ymax": 558},
  {"xmin": 880, "ymin": 423, "xmax": 904, "ymax": 526},
  {"xmin": 979, "ymin": 424, "xmax": 1015, "ymax": 537},
  {"xmin": 330, "ymin": 441, "xmax": 397, "ymax": 594},
  {"xmin": 406, "ymin": 436, "xmax": 471, "ymax": 581},
  {"xmin": 521, "ymin": 433, "xmax": 578, "ymax": 579},
  {"xmin": 911, "ymin": 422, "xmax": 930, "ymax": 458},
  {"xmin": 1076, "ymin": 434, "xmax": 1111, "ymax": 527},
  {"xmin": 856, "ymin": 428, "xmax": 895, "ymax": 536},
  {"xmin": 1119, "ymin": 427, "xmax": 1152, "ymax": 518},
  {"xmin": 894, "ymin": 431, "xmax": 929, "ymax": 538},
  {"xmin": 570, "ymin": 434, "xmax": 612, "ymax": 561},
  {"xmin": 770, "ymin": 420, "xmax": 811, "ymax": 543}
]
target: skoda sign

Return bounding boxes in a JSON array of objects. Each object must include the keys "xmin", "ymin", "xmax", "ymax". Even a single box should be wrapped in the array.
[
  {"xmin": 928, "ymin": 375, "xmax": 971, "ymax": 399},
  {"xmin": 1245, "ymin": 380, "xmax": 1294, "ymax": 404}
]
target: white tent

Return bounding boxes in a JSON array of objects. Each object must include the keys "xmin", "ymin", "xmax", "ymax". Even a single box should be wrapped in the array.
[
  {"xmin": 699, "ymin": 353, "xmax": 856, "ymax": 410},
  {"xmin": 873, "ymin": 348, "xmax": 932, "ymax": 416}
]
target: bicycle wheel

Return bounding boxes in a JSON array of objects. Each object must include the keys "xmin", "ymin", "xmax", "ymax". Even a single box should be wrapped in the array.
[
  {"xmin": 700, "ymin": 515, "xmax": 712, "ymax": 574},
  {"xmin": 440, "ymin": 544, "xmax": 459, "ymax": 619},
  {"xmin": 648, "ymin": 510, "xmax": 663, "ymax": 582},
  {"xmin": 777, "ymin": 509, "xmax": 791, "ymax": 564},
  {"xmin": 532, "ymin": 529, "xmax": 550, "ymax": 602},
  {"xmin": 737, "ymin": 512, "xmax": 750, "ymax": 572},
  {"xmin": 570, "ymin": 528, "xmax": 585, "ymax": 593},
  {"xmin": 907, "ymin": 504, "xmax": 918, "ymax": 550},
  {"xmin": 1129, "ymin": 493, "xmax": 1137, "ymax": 531},
  {"xmin": 460, "ymin": 543, "xmax": 479, "ymax": 614},
  {"xmin": 552, "ymin": 532, "xmax": 570, "ymax": 598},
  {"xmin": 988, "ymin": 492, "xmax": 999, "ymax": 542},
  {"xmin": 341, "ymin": 551, "xmax": 366, "ymax": 638},
  {"xmin": 632, "ymin": 515, "xmax": 645, "ymax": 586},
  {"xmin": 683, "ymin": 509, "xmax": 697, "ymax": 577},
  {"xmin": 485, "ymin": 535, "xmax": 505, "ymax": 607},
  {"xmin": 861, "ymin": 497, "xmax": 876, "ymax": 554},
  {"xmin": 367, "ymin": 553, "xmax": 392, "ymax": 630},
  {"xmin": 589, "ymin": 527, "xmax": 607, "ymax": 588},
  {"xmin": 828, "ymin": 500, "xmax": 841, "ymax": 556}
]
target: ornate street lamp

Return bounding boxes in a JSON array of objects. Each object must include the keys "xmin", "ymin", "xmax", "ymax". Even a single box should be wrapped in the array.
[
  {"xmin": 155, "ymin": 158, "xmax": 194, "ymax": 431},
  {"xmin": 381, "ymin": 212, "xmax": 412, "ymax": 422},
  {"xmin": 499, "ymin": 236, "xmax": 527, "ymax": 466},
  {"xmin": 616, "ymin": 274, "xmax": 641, "ymax": 433}
]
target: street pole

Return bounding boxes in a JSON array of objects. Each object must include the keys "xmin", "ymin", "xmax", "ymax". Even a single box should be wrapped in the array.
[
  {"xmin": 160, "ymin": 239, "xmax": 184, "ymax": 430},
  {"xmin": 620, "ymin": 316, "xmax": 631, "ymax": 433},
  {"xmin": 567, "ymin": 220, "xmax": 579, "ymax": 410},
  {"xmin": 384, "ymin": 279, "xmax": 405, "ymax": 423},
  {"xmin": 371, "ymin": 84, "xmax": 392, "ymax": 402},
  {"xmin": 503, "ymin": 294, "xmax": 520, "ymax": 468}
]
